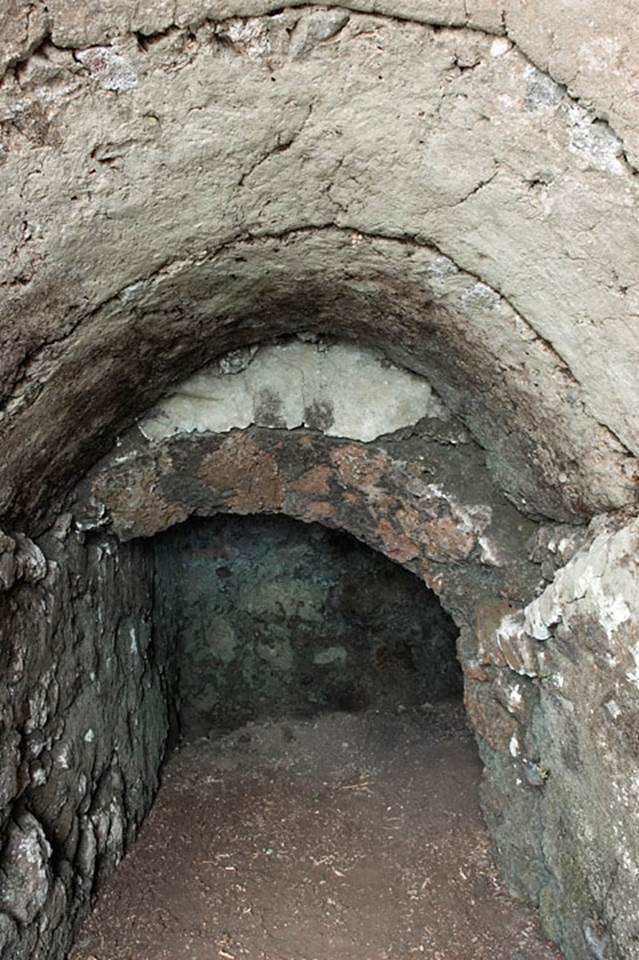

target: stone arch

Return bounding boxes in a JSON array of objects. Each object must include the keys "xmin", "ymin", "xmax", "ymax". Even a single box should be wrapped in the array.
[
  {"xmin": 2, "ymin": 12, "xmax": 638, "ymax": 530},
  {"xmin": 1, "ymin": 4, "xmax": 639, "ymax": 959},
  {"xmin": 57, "ymin": 383, "xmax": 577, "ymax": 949},
  {"xmin": 74, "ymin": 421, "xmax": 538, "ymax": 614},
  {"xmin": 70, "ymin": 385, "xmax": 542, "ymax": 753}
]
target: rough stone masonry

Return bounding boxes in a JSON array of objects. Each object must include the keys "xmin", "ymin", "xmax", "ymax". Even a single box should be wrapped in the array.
[{"xmin": 0, "ymin": 2, "xmax": 638, "ymax": 959}]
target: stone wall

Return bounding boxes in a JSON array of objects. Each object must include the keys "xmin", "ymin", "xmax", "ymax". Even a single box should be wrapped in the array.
[
  {"xmin": 0, "ymin": 382, "xmax": 638, "ymax": 960},
  {"xmin": 478, "ymin": 515, "xmax": 639, "ymax": 958},
  {"xmin": 153, "ymin": 514, "xmax": 461, "ymax": 738},
  {"xmin": 0, "ymin": 530, "xmax": 171, "ymax": 960},
  {"xmin": 3, "ymin": 336, "xmax": 549, "ymax": 960}
]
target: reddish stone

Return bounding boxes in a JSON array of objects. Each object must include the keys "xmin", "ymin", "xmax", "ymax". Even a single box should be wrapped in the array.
[{"xmin": 199, "ymin": 435, "xmax": 285, "ymax": 513}]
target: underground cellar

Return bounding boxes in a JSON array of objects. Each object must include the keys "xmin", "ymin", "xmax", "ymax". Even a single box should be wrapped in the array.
[{"xmin": 1, "ymin": 2, "xmax": 639, "ymax": 958}]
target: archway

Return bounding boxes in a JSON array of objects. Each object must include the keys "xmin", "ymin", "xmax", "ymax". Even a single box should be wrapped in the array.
[
  {"xmin": 1, "ymin": 5, "xmax": 638, "ymax": 959},
  {"xmin": 67, "ymin": 514, "xmax": 559, "ymax": 960},
  {"xmin": 57, "ymin": 335, "xmax": 555, "ymax": 948}
]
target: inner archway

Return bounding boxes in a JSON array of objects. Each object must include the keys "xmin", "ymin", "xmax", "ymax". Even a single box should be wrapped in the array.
[
  {"xmin": 54, "ymin": 333, "xmax": 564, "ymax": 959},
  {"xmin": 68, "ymin": 512, "xmax": 560, "ymax": 960},
  {"xmin": 154, "ymin": 514, "xmax": 463, "ymax": 737}
]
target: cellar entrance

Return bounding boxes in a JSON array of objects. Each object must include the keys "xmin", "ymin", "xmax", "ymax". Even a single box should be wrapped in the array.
[{"xmin": 68, "ymin": 516, "xmax": 559, "ymax": 960}]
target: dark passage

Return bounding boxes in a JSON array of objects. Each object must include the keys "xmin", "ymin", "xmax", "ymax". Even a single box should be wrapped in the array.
[
  {"xmin": 152, "ymin": 515, "xmax": 463, "ymax": 739},
  {"xmin": 69, "ymin": 516, "xmax": 560, "ymax": 960}
]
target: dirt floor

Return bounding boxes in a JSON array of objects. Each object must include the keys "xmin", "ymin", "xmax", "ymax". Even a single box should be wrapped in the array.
[{"xmin": 69, "ymin": 703, "xmax": 562, "ymax": 960}]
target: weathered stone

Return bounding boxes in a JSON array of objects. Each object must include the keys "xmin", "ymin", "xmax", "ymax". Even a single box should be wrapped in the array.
[
  {"xmin": 71, "ymin": 417, "xmax": 539, "ymax": 615},
  {"xmin": 0, "ymin": 532, "xmax": 171, "ymax": 960},
  {"xmin": 74, "ymin": 44, "xmax": 137, "ymax": 91},
  {"xmin": 199, "ymin": 434, "xmax": 286, "ymax": 514},
  {"xmin": 464, "ymin": 682, "xmax": 518, "ymax": 753},
  {"xmin": 487, "ymin": 518, "xmax": 639, "ymax": 958},
  {"xmin": 0, "ymin": 814, "xmax": 51, "ymax": 925},
  {"xmin": 0, "ymin": 532, "xmax": 47, "ymax": 592}
]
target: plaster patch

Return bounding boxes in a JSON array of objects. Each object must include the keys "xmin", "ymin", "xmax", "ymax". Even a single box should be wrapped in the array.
[
  {"xmin": 605, "ymin": 700, "xmax": 622, "ymax": 720},
  {"xmin": 479, "ymin": 534, "xmax": 502, "ymax": 567},
  {"xmin": 592, "ymin": 589, "xmax": 631, "ymax": 640},
  {"xmin": 508, "ymin": 685, "xmax": 523, "ymax": 709},
  {"xmin": 139, "ymin": 340, "xmax": 449, "ymax": 443},
  {"xmin": 490, "ymin": 37, "xmax": 512, "ymax": 58},
  {"xmin": 216, "ymin": 18, "xmax": 271, "ymax": 59},
  {"xmin": 626, "ymin": 645, "xmax": 639, "ymax": 686},
  {"xmin": 74, "ymin": 46, "xmax": 137, "ymax": 91}
]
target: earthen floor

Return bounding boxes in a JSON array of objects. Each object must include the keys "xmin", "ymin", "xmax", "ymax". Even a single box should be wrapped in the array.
[{"xmin": 70, "ymin": 703, "xmax": 561, "ymax": 960}]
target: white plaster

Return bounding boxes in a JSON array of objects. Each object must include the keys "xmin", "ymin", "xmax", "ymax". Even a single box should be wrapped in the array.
[
  {"xmin": 508, "ymin": 685, "xmax": 523, "ymax": 709},
  {"xmin": 626, "ymin": 644, "xmax": 639, "ymax": 686},
  {"xmin": 495, "ymin": 612, "xmax": 539, "ymax": 678},
  {"xmin": 497, "ymin": 612, "xmax": 524, "ymax": 643},
  {"xmin": 490, "ymin": 37, "xmax": 512, "ymax": 57},
  {"xmin": 75, "ymin": 45, "xmax": 137, "ymax": 92},
  {"xmin": 219, "ymin": 18, "xmax": 271, "ymax": 59},
  {"xmin": 32, "ymin": 768, "xmax": 46, "ymax": 787},
  {"xmin": 568, "ymin": 104, "xmax": 625, "ymax": 175},
  {"xmin": 478, "ymin": 535, "xmax": 503, "ymax": 567},
  {"xmin": 525, "ymin": 521, "xmax": 639, "ymax": 653},
  {"xmin": 108, "ymin": 801, "xmax": 124, "ymax": 852},
  {"xmin": 139, "ymin": 340, "xmax": 449, "ymax": 443},
  {"xmin": 595, "ymin": 591, "xmax": 631, "ymax": 640},
  {"xmin": 55, "ymin": 743, "xmax": 71, "ymax": 769},
  {"xmin": 455, "ymin": 502, "xmax": 492, "ymax": 535},
  {"xmin": 413, "ymin": 481, "xmax": 493, "ymax": 552},
  {"xmin": 606, "ymin": 700, "xmax": 622, "ymax": 720}
]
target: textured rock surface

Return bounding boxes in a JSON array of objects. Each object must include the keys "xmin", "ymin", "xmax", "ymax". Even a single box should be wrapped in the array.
[
  {"xmin": 33, "ymin": 400, "xmax": 545, "ymax": 960},
  {"xmin": 65, "ymin": 390, "xmax": 639, "ymax": 959},
  {"xmin": 3, "ymin": 1, "xmax": 639, "ymax": 167},
  {"xmin": 0, "ymin": 531, "xmax": 171, "ymax": 960},
  {"xmin": 478, "ymin": 515, "xmax": 639, "ymax": 959},
  {"xmin": 0, "ymin": 531, "xmax": 47, "ymax": 592},
  {"xmin": 0, "ymin": 4, "xmax": 637, "ymax": 526},
  {"xmin": 154, "ymin": 514, "xmax": 461, "ymax": 737}
]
